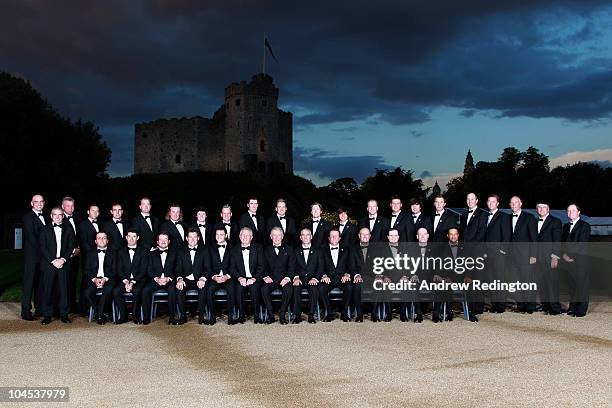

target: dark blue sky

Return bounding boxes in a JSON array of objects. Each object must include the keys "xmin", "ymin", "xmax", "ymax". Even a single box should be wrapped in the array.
[{"xmin": 2, "ymin": 0, "xmax": 611, "ymax": 186}]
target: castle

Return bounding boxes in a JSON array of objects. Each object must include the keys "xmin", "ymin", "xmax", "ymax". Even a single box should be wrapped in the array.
[{"xmin": 134, "ymin": 74, "xmax": 292, "ymax": 175}]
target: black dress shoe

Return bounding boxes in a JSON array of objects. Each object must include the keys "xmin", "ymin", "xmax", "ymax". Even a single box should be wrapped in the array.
[
  {"xmin": 60, "ymin": 315, "xmax": 71, "ymax": 323},
  {"xmin": 168, "ymin": 318, "xmax": 179, "ymax": 325},
  {"xmin": 279, "ymin": 318, "xmax": 289, "ymax": 325},
  {"xmin": 399, "ymin": 315, "xmax": 407, "ymax": 322},
  {"xmin": 228, "ymin": 319, "xmax": 238, "ymax": 325},
  {"xmin": 383, "ymin": 314, "xmax": 392, "ymax": 322},
  {"xmin": 238, "ymin": 317, "xmax": 246, "ymax": 324},
  {"xmin": 114, "ymin": 318, "xmax": 127, "ymax": 325},
  {"xmin": 133, "ymin": 318, "xmax": 143, "ymax": 325},
  {"xmin": 308, "ymin": 316, "xmax": 316, "ymax": 324},
  {"xmin": 414, "ymin": 314, "xmax": 423, "ymax": 323},
  {"xmin": 355, "ymin": 315, "xmax": 364, "ymax": 322},
  {"xmin": 469, "ymin": 315, "xmax": 479, "ymax": 323},
  {"xmin": 340, "ymin": 314, "xmax": 350, "ymax": 322},
  {"xmin": 254, "ymin": 317, "xmax": 263, "ymax": 324},
  {"xmin": 292, "ymin": 317, "xmax": 302, "ymax": 324},
  {"xmin": 371, "ymin": 315, "xmax": 379, "ymax": 322},
  {"xmin": 22, "ymin": 314, "xmax": 35, "ymax": 321},
  {"xmin": 97, "ymin": 316, "xmax": 107, "ymax": 325},
  {"xmin": 324, "ymin": 316, "xmax": 333, "ymax": 322},
  {"xmin": 445, "ymin": 311, "xmax": 454, "ymax": 322},
  {"xmin": 178, "ymin": 316, "xmax": 187, "ymax": 325},
  {"xmin": 142, "ymin": 319, "xmax": 151, "ymax": 325},
  {"xmin": 265, "ymin": 317, "xmax": 276, "ymax": 324},
  {"xmin": 432, "ymin": 312, "xmax": 440, "ymax": 323},
  {"xmin": 41, "ymin": 317, "xmax": 52, "ymax": 325}
]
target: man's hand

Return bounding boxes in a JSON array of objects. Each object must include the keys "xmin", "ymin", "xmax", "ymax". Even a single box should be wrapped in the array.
[
  {"xmin": 197, "ymin": 279, "xmax": 206, "ymax": 289},
  {"xmin": 562, "ymin": 254, "xmax": 574, "ymax": 263},
  {"xmin": 124, "ymin": 282, "xmax": 133, "ymax": 293},
  {"xmin": 293, "ymin": 277, "xmax": 302, "ymax": 286},
  {"xmin": 433, "ymin": 274, "xmax": 443, "ymax": 282},
  {"xmin": 308, "ymin": 278, "xmax": 318, "ymax": 286},
  {"xmin": 176, "ymin": 279, "xmax": 185, "ymax": 290},
  {"xmin": 551, "ymin": 258, "xmax": 559, "ymax": 269},
  {"xmin": 238, "ymin": 277, "xmax": 247, "ymax": 287},
  {"xmin": 353, "ymin": 274, "xmax": 363, "ymax": 284},
  {"xmin": 321, "ymin": 275, "xmax": 331, "ymax": 284},
  {"xmin": 410, "ymin": 275, "xmax": 419, "ymax": 283},
  {"xmin": 263, "ymin": 276, "xmax": 273, "ymax": 284},
  {"xmin": 341, "ymin": 274, "xmax": 351, "ymax": 283},
  {"xmin": 71, "ymin": 247, "xmax": 81, "ymax": 257},
  {"xmin": 280, "ymin": 277, "xmax": 291, "ymax": 287},
  {"xmin": 529, "ymin": 256, "xmax": 537, "ymax": 265},
  {"xmin": 51, "ymin": 258, "xmax": 65, "ymax": 269},
  {"xmin": 94, "ymin": 278, "xmax": 105, "ymax": 289},
  {"xmin": 246, "ymin": 278, "xmax": 256, "ymax": 286}
]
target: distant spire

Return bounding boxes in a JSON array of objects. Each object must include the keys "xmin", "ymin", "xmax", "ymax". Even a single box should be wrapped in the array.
[
  {"xmin": 431, "ymin": 180, "xmax": 441, "ymax": 197},
  {"xmin": 464, "ymin": 149, "xmax": 475, "ymax": 176}
]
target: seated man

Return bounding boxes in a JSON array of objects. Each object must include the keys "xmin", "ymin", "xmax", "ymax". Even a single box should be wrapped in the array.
[
  {"xmin": 142, "ymin": 233, "xmax": 179, "ymax": 325},
  {"xmin": 319, "ymin": 229, "xmax": 353, "ymax": 322},
  {"xmin": 83, "ymin": 232, "xmax": 117, "ymax": 324},
  {"xmin": 205, "ymin": 228, "xmax": 236, "ymax": 325},
  {"xmin": 113, "ymin": 229, "xmax": 149, "ymax": 324},
  {"xmin": 293, "ymin": 228, "xmax": 323, "ymax": 324},
  {"xmin": 229, "ymin": 227, "xmax": 264, "ymax": 323},
  {"xmin": 261, "ymin": 227, "xmax": 295, "ymax": 324},
  {"xmin": 175, "ymin": 228, "xmax": 209, "ymax": 325},
  {"xmin": 349, "ymin": 228, "xmax": 372, "ymax": 323}
]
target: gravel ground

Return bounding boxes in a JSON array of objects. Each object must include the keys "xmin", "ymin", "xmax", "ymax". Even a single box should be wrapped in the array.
[{"xmin": 1, "ymin": 301, "xmax": 611, "ymax": 408}]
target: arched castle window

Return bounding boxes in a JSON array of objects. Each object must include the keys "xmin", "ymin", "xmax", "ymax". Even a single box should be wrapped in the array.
[
  {"xmin": 260, "ymin": 140, "xmax": 266, "ymax": 152},
  {"xmin": 175, "ymin": 154, "xmax": 181, "ymax": 164}
]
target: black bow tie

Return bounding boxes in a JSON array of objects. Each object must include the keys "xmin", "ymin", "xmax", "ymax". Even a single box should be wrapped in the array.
[
  {"xmin": 65, "ymin": 215, "xmax": 72, "ymax": 220},
  {"xmin": 278, "ymin": 216, "xmax": 285, "ymax": 220},
  {"xmin": 330, "ymin": 247, "xmax": 339, "ymax": 251},
  {"xmin": 569, "ymin": 222, "xmax": 573, "ymax": 225},
  {"xmin": 91, "ymin": 220, "xmax": 98, "ymax": 224},
  {"xmin": 273, "ymin": 245, "xmax": 281, "ymax": 249},
  {"xmin": 217, "ymin": 244, "xmax": 226, "ymax": 248},
  {"xmin": 513, "ymin": 214, "xmax": 518, "ymax": 217},
  {"xmin": 360, "ymin": 245, "xmax": 368, "ymax": 249},
  {"xmin": 302, "ymin": 247, "xmax": 310, "ymax": 251},
  {"xmin": 53, "ymin": 223, "xmax": 62, "ymax": 228},
  {"xmin": 37, "ymin": 213, "xmax": 44, "ymax": 217},
  {"xmin": 241, "ymin": 246, "xmax": 251, "ymax": 251},
  {"xmin": 435, "ymin": 213, "xmax": 441, "ymax": 217},
  {"xmin": 251, "ymin": 213, "xmax": 257, "ymax": 218},
  {"xmin": 173, "ymin": 221, "xmax": 180, "ymax": 225},
  {"xmin": 143, "ymin": 215, "xmax": 150, "ymax": 219},
  {"xmin": 412, "ymin": 215, "xmax": 418, "ymax": 218},
  {"xmin": 189, "ymin": 247, "xmax": 197, "ymax": 251},
  {"xmin": 488, "ymin": 212, "xmax": 494, "ymax": 216},
  {"xmin": 198, "ymin": 224, "xmax": 206, "ymax": 228},
  {"xmin": 450, "ymin": 244, "xmax": 459, "ymax": 247},
  {"xmin": 369, "ymin": 217, "xmax": 375, "ymax": 220},
  {"xmin": 128, "ymin": 248, "xmax": 136, "ymax": 252},
  {"xmin": 158, "ymin": 249, "xmax": 168, "ymax": 253},
  {"xmin": 312, "ymin": 219, "xmax": 320, "ymax": 223},
  {"xmin": 538, "ymin": 218, "xmax": 544, "ymax": 222},
  {"xmin": 115, "ymin": 220, "xmax": 122, "ymax": 224},
  {"xmin": 97, "ymin": 249, "xmax": 106, "ymax": 253},
  {"xmin": 467, "ymin": 209, "xmax": 474, "ymax": 213}
]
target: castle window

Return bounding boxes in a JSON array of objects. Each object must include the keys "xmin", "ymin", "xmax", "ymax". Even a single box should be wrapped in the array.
[
  {"xmin": 260, "ymin": 140, "xmax": 266, "ymax": 152},
  {"xmin": 235, "ymin": 98, "xmax": 241, "ymax": 107},
  {"xmin": 175, "ymin": 154, "xmax": 181, "ymax": 164},
  {"xmin": 262, "ymin": 99, "xmax": 267, "ymax": 107}
]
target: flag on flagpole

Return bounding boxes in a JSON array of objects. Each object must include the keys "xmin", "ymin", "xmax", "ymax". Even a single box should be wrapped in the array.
[{"xmin": 265, "ymin": 38, "xmax": 278, "ymax": 63}]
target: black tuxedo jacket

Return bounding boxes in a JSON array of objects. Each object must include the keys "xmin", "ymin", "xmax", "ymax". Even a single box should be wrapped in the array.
[
  {"xmin": 407, "ymin": 243, "xmax": 436, "ymax": 281},
  {"xmin": 148, "ymin": 248, "xmax": 178, "ymax": 280},
  {"xmin": 460, "ymin": 208, "xmax": 487, "ymax": 242},
  {"xmin": 321, "ymin": 245, "xmax": 352, "ymax": 281},
  {"xmin": 349, "ymin": 244, "xmax": 375, "ymax": 278},
  {"xmin": 536, "ymin": 215, "xmax": 562, "ymax": 261},
  {"xmin": 159, "ymin": 220, "xmax": 187, "ymax": 251},
  {"xmin": 562, "ymin": 219, "xmax": 591, "ymax": 258},
  {"xmin": 375, "ymin": 243, "xmax": 411, "ymax": 280},
  {"xmin": 432, "ymin": 210, "xmax": 459, "ymax": 242},
  {"xmin": 130, "ymin": 214, "xmax": 160, "ymax": 250},
  {"xmin": 213, "ymin": 221, "xmax": 240, "ymax": 246},
  {"xmin": 307, "ymin": 218, "xmax": 332, "ymax": 249},
  {"xmin": 207, "ymin": 243, "xmax": 232, "ymax": 278},
  {"xmin": 405, "ymin": 213, "xmax": 433, "ymax": 242},
  {"xmin": 188, "ymin": 222, "xmax": 214, "ymax": 247},
  {"xmin": 294, "ymin": 246, "xmax": 323, "ymax": 281},
  {"xmin": 23, "ymin": 209, "xmax": 46, "ymax": 261},
  {"xmin": 239, "ymin": 213, "xmax": 266, "ymax": 243},
  {"xmin": 39, "ymin": 223, "xmax": 76, "ymax": 265},
  {"xmin": 229, "ymin": 243, "xmax": 264, "ymax": 280},
  {"xmin": 263, "ymin": 244, "xmax": 295, "ymax": 282},
  {"xmin": 103, "ymin": 219, "xmax": 126, "ymax": 251},
  {"xmin": 389, "ymin": 211, "xmax": 411, "ymax": 241},
  {"xmin": 176, "ymin": 246, "xmax": 208, "ymax": 281},
  {"xmin": 436, "ymin": 242, "xmax": 471, "ymax": 280},
  {"xmin": 266, "ymin": 215, "xmax": 297, "ymax": 246},
  {"xmin": 338, "ymin": 221, "xmax": 358, "ymax": 248},
  {"xmin": 84, "ymin": 248, "xmax": 118, "ymax": 282},
  {"xmin": 62, "ymin": 214, "xmax": 80, "ymax": 241},
  {"xmin": 358, "ymin": 215, "xmax": 390, "ymax": 243},
  {"xmin": 484, "ymin": 211, "xmax": 511, "ymax": 254},
  {"xmin": 117, "ymin": 246, "xmax": 149, "ymax": 284},
  {"xmin": 509, "ymin": 212, "xmax": 537, "ymax": 261},
  {"xmin": 78, "ymin": 219, "xmax": 100, "ymax": 255}
]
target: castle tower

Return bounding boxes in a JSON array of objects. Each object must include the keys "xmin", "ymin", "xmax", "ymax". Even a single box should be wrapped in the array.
[
  {"xmin": 463, "ymin": 149, "xmax": 475, "ymax": 177},
  {"xmin": 223, "ymin": 73, "xmax": 292, "ymax": 175}
]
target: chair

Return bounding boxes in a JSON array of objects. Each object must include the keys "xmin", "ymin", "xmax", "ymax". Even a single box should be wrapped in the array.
[
  {"xmin": 112, "ymin": 292, "xmax": 144, "ymax": 322},
  {"xmin": 88, "ymin": 290, "xmax": 115, "ymax": 323}
]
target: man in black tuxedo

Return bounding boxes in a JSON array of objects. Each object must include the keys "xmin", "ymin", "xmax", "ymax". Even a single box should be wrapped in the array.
[
  {"xmin": 431, "ymin": 196, "xmax": 459, "ymax": 242},
  {"xmin": 349, "ymin": 228, "xmax": 372, "ymax": 322},
  {"xmin": 160, "ymin": 204, "xmax": 186, "ymax": 251},
  {"xmin": 40, "ymin": 207, "xmax": 76, "ymax": 325},
  {"xmin": 239, "ymin": 197, "xmax": 266, "ymax": 244},
  {"xmin": 21, "ymin": 194, "xmax": 47, "ymax": 320},
  {"xmin": 319, "ymin": 229, "xmax": 353, "ymax": 322},
  {"xmin": 62, "ymin": 196, "xmax": 80, "ymax": 313},
  {"xmin": 175, "ymin": 229, "xmax": 209, "ymax": 325},
  {"xmin": 103, "ymin": 203, "xmax": 126, "ymax": 251},
  {"xmin": 508, "ymin": 196, "xmax": 538, "ymax": 313},
  {"xmin": 484, "ymin": 194, "xmax": 512, "ymax": 313},
  {"xmin": 113, "ymin": 229, "xmax": 149, "ymax": 324},
  {"xmin": 406, "ymin": 198, "xmax": 433, "ymax": 242},
  {"xmin": 205, "ymin": 228, "xmax": 236, "ymax": 325},
  {"xmin": 292, "ymin": 228, "xmax": 323, "ymax": 324},
  {"xmin": 214, "ymin": 204, "xmax": 239, "ymax": 247},
  {"xmin": 402, "ymin": 229, "xmax": 429, "ymax": 322},
  {"xmin": 358, "ymin": 200, "xmax": 390, "ymax": 243},
  {"xmin": 261, "ymin": 226, "xmax": 295, "ymax": 324},
  {"xmin": 230, "ymin": 227, "xmax": 265, "ymax": 323},
  {"xmin": 77, "ymin": 205, "xmax": 101, "ymax": 315},
  {"xmin": 562, "ymin": 204, "xmax": 591, "ymax": 317},
  {"xmin": 389, "ymin": 196, "xmax": 410, "ymax": 242},
  {"xmin": 189, "ymin": 207, "xmax": 213, "ymax": 247},
  {"xmin": 130, "ymin": 197, "xmax": 159, "ymax": 250},
  {"xmin": 459, "ymin": 193, "xmax": 488, "ymax": 315},
  {"xmin": 535, "ymin": 200, "xmax": 563, "ymax": 315},
  {"xmin": 83, "ymin": 232, "xmax": 117, "ymax": 324},
  {"xmin": 337, "ymin": 208, "xmax": 357, "ymax": 249},
  {"xmin": 141, "ymin": 233, "xmax": 179, "ymax": 325},
  {"xmin": 266, "ymin": 198, "xmax": 297, "ymax": 247},
  {"xmin": 306, "ymin": 202, "xmax": 332, "ymax": 249}
]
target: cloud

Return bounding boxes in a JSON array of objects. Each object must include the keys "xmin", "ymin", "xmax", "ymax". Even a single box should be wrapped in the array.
[
  {"xmin": 294, "ymin": 146, "xmax": 392, "ymax": 185},
  {"xmin": 549, "ymin": 148, "xmax": 612, "ymax": 168},
  {"xmin": 419, "ymin": 170, "xmax": 433, "ymax": 178}
]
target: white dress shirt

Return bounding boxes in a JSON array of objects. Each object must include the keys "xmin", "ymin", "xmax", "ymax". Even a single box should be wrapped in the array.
[
  {"xmin": 35, "ymin": 210, "xmax": 46, "ymax": 225},
  {"xmin": 512, "ymin": 211, "xmax": 520, "ymax": 233},
  {"xmin": 330, "ymin": 245, "xmax": 339, "ymax": 268},
  {"xmin": 53, "ymin": 224, "xmax": 62, "ymax": 259},
  {"xmin": 96, "ymin": 249, "xmax": 109, "ymax": 281},
  {"xmin": 242, "ymin": 247, "xmax": 252, "ymax": 278},
  {"xmin": 433, "ymin": 210, "xmax": 444, "ymax": 233}
]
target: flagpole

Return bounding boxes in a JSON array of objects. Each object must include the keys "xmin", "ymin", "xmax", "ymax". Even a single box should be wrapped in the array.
[{"xmin": 262, "ymin": 32, "xmax": 266, "ymax": 74}]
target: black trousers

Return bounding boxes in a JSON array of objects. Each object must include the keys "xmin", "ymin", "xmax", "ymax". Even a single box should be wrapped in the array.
[
  {"xmin": 234, "ymin": 280, "xmax": 262, "ymax": 318},
  {"xmin": 261, "ymin": 281, "xmax": 292, "ymax": 317},
  {"xmin": 352, "ymin": 282, "xmax": 363, "ymax": 318},
  {"xmin": 566, "ymin": 259, "xmax": 589, "ymax": 316},
  {"xmin": 21, "ymin": 256, "xmax": 44, "ymax": 317},
  {"xmin": 84, "ymin": 280, "xmax": 114, "ymax": 317},
  {"xmin": 206, "ymin": 279, "xmax": 236, "ymax": 320},
  {"xmin": 113, "ymin": 282, "xmax": 144, "ymax": 320},
  {"xmin": 142, "ymin": 281, "xmax": 177, "ymax": 320},
  {"xmin": 291, "ymin": 283, "xmax": 318, "ymax": 318},
  {"xmin": 41, "ymin": 263, "xmax": 70, "ymax": 318},
  {"xmin": 536, "ymin": 260, "xmax": 560, "ymax": 313},
  {"xmin": 512, "ymin": 259, "xmax": 536, "ymax": 313},
  {"xmin": 319, "ymin": 281, "xmax": 352, "ymax": 317},
  {"xmin": 67, "ymin": 257, "xmax": 80, "ymax": 312},
  {"xmin": 176, "ymin": 280, "xmax": 205, "ymax": 317}
]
